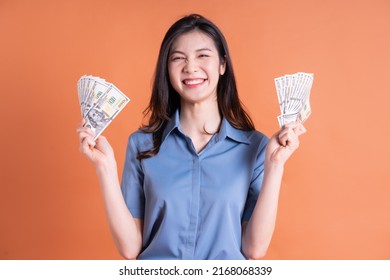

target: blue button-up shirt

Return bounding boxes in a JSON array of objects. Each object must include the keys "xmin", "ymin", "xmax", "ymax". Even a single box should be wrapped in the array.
[{"xmin": 121, "ymin": 110, "xmax": 269, "ymax": 259}]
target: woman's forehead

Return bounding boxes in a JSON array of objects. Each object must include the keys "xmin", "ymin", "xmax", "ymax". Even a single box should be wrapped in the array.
[{"xmin": 170, "ymin": 30, "xmax": 217, "ymax": 53}]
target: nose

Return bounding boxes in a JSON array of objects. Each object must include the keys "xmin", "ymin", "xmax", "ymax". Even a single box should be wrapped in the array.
[{"xmin": 183, "ymin": 58, "xmax": 198, "ymax": 73}]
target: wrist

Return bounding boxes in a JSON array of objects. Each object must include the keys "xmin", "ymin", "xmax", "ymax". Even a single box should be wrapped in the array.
[
  {"xmin": 264, "ymin": 158, "xmax": 284, "ymax": 174},
  {"xmin": 95, "ymin": 157, "xmax": 118, "ymax": 177},
  {"xmin": 95, "ymin": 160, "xmax": 121, "ymax": 192}
]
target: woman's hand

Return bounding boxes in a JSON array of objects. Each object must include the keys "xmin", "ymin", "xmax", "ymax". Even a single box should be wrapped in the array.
[
  {"xmin": 77, "ymin": 119, "xmax": 115, "ymax": 170},
  {"xmin": 265, "ymin": 120, "xmax": 307, "ymax": 166}
]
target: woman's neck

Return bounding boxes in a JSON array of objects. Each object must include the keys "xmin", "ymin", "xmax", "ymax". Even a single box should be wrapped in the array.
[
  {"xmin": 179, "ymin": 100, "xmax": 221, "ymax": 152},
  {"xmin": 180, "ymin": 100, "xmax": 221, "ymax": 135}
]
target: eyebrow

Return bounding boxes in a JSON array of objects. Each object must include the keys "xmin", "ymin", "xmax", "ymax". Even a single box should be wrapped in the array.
[{"xmin": 170, "ymin": 48, "xmax": 214, "ymax": 55}]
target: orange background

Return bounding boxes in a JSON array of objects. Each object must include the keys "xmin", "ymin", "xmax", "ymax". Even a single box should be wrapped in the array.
[{"xmin": 1, "ymin": 0, "xmax": 389, "ymax": 259}]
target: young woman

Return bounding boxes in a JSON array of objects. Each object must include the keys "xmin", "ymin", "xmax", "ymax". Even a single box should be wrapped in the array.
[{"xmin": 77, "ymin": 14, "xmax": 306, "ymax": 260}]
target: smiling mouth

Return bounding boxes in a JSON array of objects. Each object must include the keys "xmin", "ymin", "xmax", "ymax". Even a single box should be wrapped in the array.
[{"xmin": 182, "ymin": 78, "xmax": 206, "ymax": 85}]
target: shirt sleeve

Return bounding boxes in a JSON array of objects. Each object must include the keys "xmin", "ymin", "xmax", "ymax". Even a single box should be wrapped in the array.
[
  {"xmin": 121, "ymin": 133, "xmax": 145, "ymax": 219},
  {"xmin": 242, "ymin": 134, "xmax": 269, "ymax": 221}
]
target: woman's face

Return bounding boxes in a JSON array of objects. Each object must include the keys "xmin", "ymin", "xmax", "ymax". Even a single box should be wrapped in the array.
[{"xmin": 168, "ymin": 30, "xmax": 226, "ymax": 107}]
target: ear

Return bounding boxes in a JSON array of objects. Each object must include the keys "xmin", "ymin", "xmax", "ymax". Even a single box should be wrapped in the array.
[{"xmin": 219, "ymin": 57, "xmax": 226, "ymax": 75}]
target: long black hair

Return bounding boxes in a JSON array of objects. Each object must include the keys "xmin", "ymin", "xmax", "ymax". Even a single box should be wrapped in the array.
[{"xmin": 138, "ymin": 14, "xmax": 255, "ymax": 160}]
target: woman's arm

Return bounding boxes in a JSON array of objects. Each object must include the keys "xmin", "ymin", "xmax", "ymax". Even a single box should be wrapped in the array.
[
  {"xmin": 77, "ymin": 120, "xmax": 143, "ymax": 259},
  {"xmin": 242, "ymin": 121, "xmax": 306, "ymax": 259}
]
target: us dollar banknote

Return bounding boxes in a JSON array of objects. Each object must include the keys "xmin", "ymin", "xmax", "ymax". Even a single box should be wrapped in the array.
[
  {"xmin": 274, "ymin": 72, "xmax": 313, "ymax": 128},
  {"xmin": 77, "ymin": 75, "xmax": 130, "ymax": 140}
]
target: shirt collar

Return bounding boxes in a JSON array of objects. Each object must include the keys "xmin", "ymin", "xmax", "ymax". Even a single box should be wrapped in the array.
[
  {"xmin": 162, "ymin": 109, "xmax": 251, "ymax": 145},
  {"xmin": 161, "ymin": 109, "xmax": 181, "ymax": 142},
  {"xmin": 216, "ymin": 117, "xmax": 252, "ymax": 144}
]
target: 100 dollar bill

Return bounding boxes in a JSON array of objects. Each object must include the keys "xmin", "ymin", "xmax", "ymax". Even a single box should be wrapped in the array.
[
  {"xmin": 84, "ymin": 84, "xmax": 130, "ymax": 140},
  {"xmin": 275, "ymin": 72, "xmax": 313, "ymax": 128}
]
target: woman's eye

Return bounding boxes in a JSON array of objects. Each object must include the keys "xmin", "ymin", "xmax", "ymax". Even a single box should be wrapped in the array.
[
  {"xmin": 172, "ymin": 56, "xmax": 185, "ymax": 61},
  {"xmin": 199, "ymin": 54, "xmax": 210, "ymax": 58}
]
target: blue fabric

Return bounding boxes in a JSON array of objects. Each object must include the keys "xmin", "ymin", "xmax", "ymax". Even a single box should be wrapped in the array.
[{"xmin": 121, "ymin": 110, "xmax": 269, "ymax": 259}]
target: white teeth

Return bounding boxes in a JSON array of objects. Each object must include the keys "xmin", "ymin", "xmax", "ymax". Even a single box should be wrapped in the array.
[{"xmin": 184, "ymin": 79, "xmax": 204, "ymax": 85}]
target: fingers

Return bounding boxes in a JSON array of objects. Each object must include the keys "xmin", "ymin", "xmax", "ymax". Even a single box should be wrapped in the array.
[
  {"xmin": 283, "ymin": 121, "xmax": 307, "ymax": 136},
  {"xmin": 79, "ymin": 131, "xmax": 96, "ymax": 146},
  {"xmin": 77, "ymin": 119, "xmax": 96, "ymax": 155},
  {"xmin": 95, "ymin": 135, "xmax": 114, "ymax": 156},
  {"xmin": 278, "ymin": 127, "xmax": 298, "ymax": 147},
  {"xmin": 278, "ymin": 121, "xmax": 306, "ymax": 148},
  {"xmin": 77, "ymin": 120, "xmax": 95, "ymax": 139},
  {"xmin": 77, "ymin": 127, "xmax": 94, "ymax": 139},
  {"xmin": 294, "ymin": 122, "xmax": 307, "ymax": 136}
]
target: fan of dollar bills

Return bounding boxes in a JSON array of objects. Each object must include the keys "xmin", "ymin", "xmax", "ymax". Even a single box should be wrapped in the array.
[
  {"xmin": 274, "ymin": 72, "xmax": 314, "ymax": 128},
  {"xmin": 77, "ymin": 75, "xmax": 130, "ymax": 140}
]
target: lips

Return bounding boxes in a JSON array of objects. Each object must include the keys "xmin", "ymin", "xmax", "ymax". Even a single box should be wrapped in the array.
[{"xmin": 182, "ymin": 78, "xmax": 206, "ymax": 86}]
